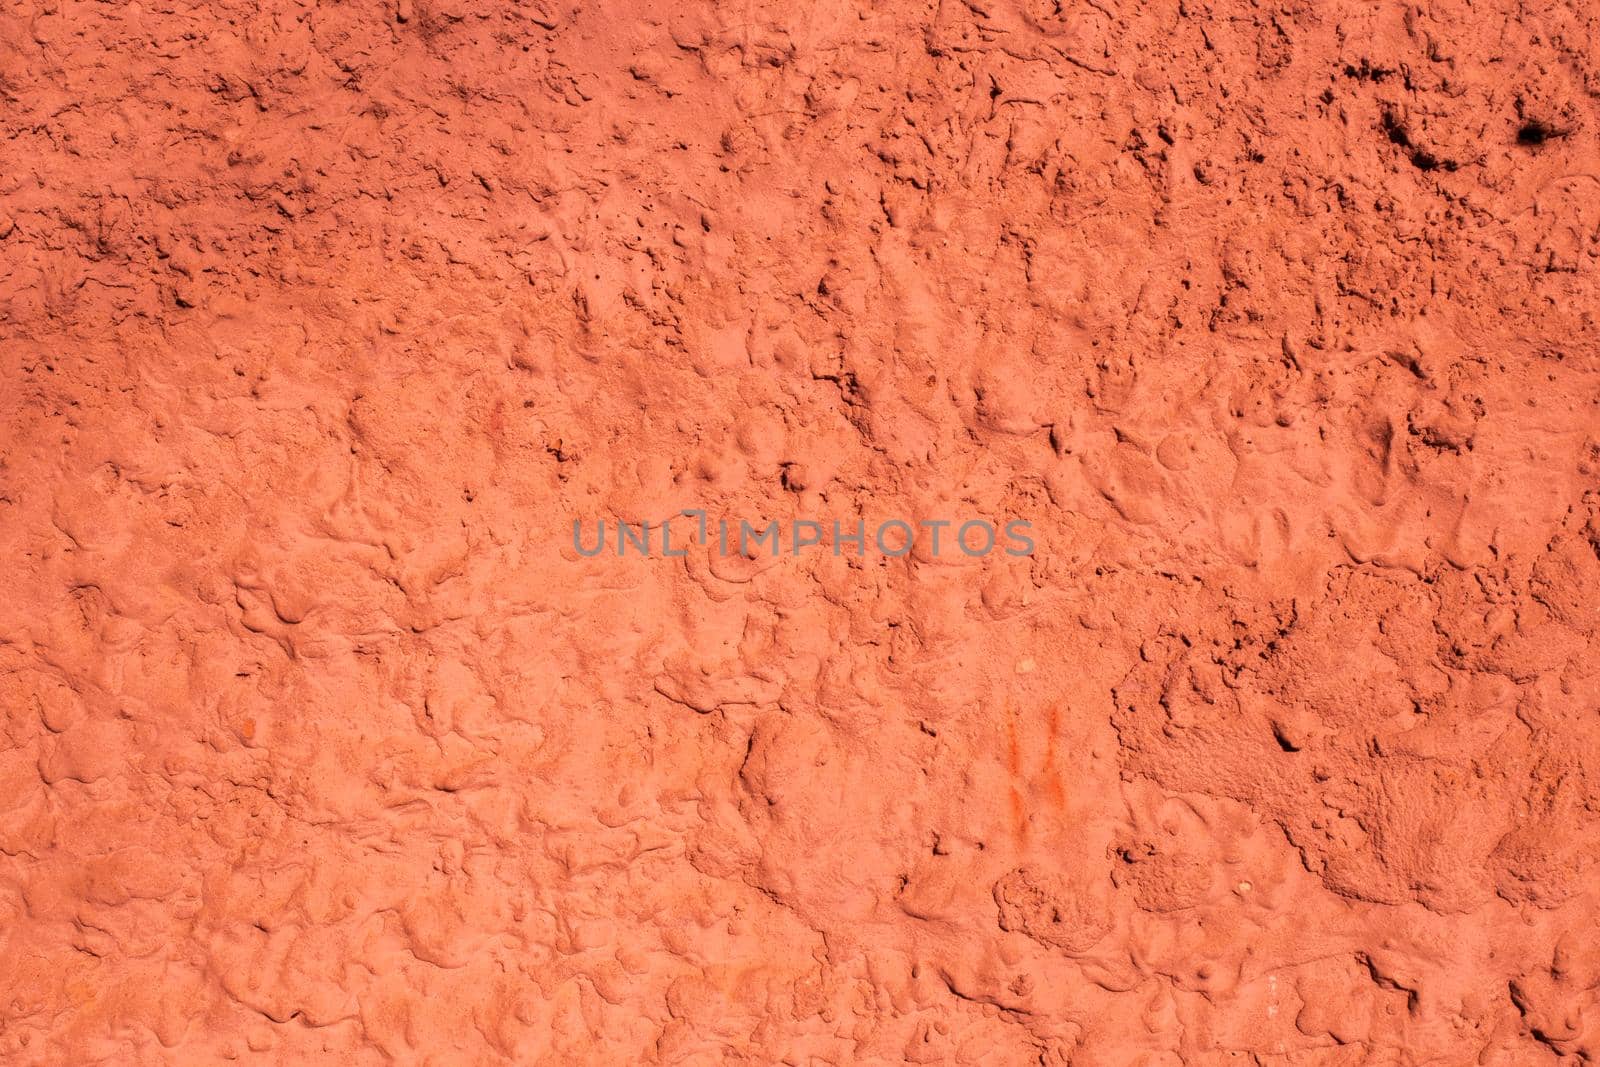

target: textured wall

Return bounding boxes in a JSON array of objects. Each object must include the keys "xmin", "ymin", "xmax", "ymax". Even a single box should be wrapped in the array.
[{"xmin": 2, "ymin": 0, "xmax": 1599, "ymax": 1063}]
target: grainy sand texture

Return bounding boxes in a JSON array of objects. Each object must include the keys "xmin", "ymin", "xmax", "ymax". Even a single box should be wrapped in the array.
[{"xmin": 3, "ymin": 0, "xmax": 1600, "ymax": 1063}]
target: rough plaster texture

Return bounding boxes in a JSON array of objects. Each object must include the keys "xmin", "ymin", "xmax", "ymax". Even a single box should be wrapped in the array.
[{"xmin": 2, "ymin": 0, "xmax": 1600, "ymax": 1063}]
